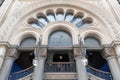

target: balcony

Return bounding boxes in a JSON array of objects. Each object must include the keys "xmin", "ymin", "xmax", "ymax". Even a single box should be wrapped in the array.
[
  {"xmin": 44, "ymin": 62, "xmax": 76, "ymax": 72},
  {"xmin": 9, "ymin": 62, "xmax": 113, "ymax": 80}
]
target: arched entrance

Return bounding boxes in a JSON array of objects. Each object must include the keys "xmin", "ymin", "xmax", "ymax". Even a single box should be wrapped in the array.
[{"xmin": 45, "ymin": 30, "xmax": 76, "ymax": 72}]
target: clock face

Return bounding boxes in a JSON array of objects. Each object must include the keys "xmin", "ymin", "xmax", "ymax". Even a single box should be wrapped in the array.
[{"xmin": 48, "ymin": 31, "xmax": 72, "ymax": 46}]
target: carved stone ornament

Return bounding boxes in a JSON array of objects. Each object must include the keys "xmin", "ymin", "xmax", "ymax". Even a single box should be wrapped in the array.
[
  {"xmin": 34, "ymin": 47, "xmax": 47, "ymax": 58},
  {"xmin": 5, "ymin": 48, "xmax": 19, "ymax": 59},
  {"xmin": 74, "ymin": 47, "xmax": 86, "ymax": 58},
  {"xmin": 102, "ymin": 47, "xmax": 116, "ymax": 59}
]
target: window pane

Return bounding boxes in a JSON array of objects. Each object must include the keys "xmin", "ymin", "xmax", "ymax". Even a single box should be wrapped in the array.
[
  {"xmin": 29, "ymin": 21, "xmax": 42, "ymax": 29},
  {"xmin": 56, "ymin": 12, "xmax": 64, "ymax": 21},
  {"xmin": 20, "ymin": 37, "xmax": 36, "ymax": 47},
  {"xmin": 85, "ymin": 37, "xmax": 101, "ymax": 47},
  {"xmin": 72, "ymin": 16, "xmax": 82, "ymax": 25},
  {"xmin": 38, "ymin": 16, "xmax": 48, "ymax": 25},
  {"xmin": 48, "ymin": 31, "xmax": 72, "ymax": 46},
  {"xmin": 65, "ymin": 13, "xmax": 73, "ymax": 22},
  {"xmin": 47, "ymin": 13, "xmax": 56, "ymax": 22}
]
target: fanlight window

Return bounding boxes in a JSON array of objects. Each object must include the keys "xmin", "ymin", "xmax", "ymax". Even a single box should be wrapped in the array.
[
  {"xmin": 84, "ymin": 37, "xmax": 101, "ymax": 47},
  {"xmin": 28, "ymin": 9, "xmax": 93, "ymax": 29},
  {"xmin": 0, "ymin": 0, "xmax": 4, "ymax": 6},
  {"xmin": 20, "ymin": 37, "xmax": 36, "ymax": 47},
  {"xmin": 48, "ymin": 31, "xmax": 72, "ymax": 46}
]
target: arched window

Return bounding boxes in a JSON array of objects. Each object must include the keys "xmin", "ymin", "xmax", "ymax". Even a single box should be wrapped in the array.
[
  {"xmin": 84, "ymin": 36, "xmax": 101, "ymax": 47},
  {"xmin": 0, "ymin": 0, "xmax": 4, "ymax": 6},
  {"xmin": 48, "ymin": 31, "xmax": 72, "ymax": 46},
  {"xmin": 20, "ymin": 37, "xmax": 36, "ymax": 47}
]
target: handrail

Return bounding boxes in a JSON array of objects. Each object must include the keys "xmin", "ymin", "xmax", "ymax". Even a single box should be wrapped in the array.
[
  {"xmin": 10, "ymin": 66, "xmax": 34, "ymax": 75},
  {"xmin": 9, "ymin": 66, "xmax": 34, "ymax": 80},
  {"xmin": 87, "ymin": 65, "xmax": 111, "ymax": 74},
  {"xmin": 87, "ymin": 65, "xmax": 113, "ymax": 80}
]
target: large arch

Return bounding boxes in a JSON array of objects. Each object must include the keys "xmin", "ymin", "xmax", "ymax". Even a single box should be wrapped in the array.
[
  {"xmin": 9, "ymin": 28, "xmax": 39, "ymax": 45},
  {"xmin": 41, "ymin": 22, "xmax": 78, "ymax": 45},
  {"xmin": 0, "ymin": 0, "xmax": 116, "ymax": 44}
]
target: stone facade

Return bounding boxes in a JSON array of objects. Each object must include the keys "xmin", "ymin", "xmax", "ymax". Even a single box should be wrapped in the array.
[{"xmin": 0, "ymin": 0, "xmax": 120, "ymax": 80}]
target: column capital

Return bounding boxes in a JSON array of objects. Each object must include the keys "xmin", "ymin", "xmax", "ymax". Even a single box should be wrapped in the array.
[
  {"xmin": 5, "ymin": 47, "xmax": 19, "ymax": 60},
  {"xmin": 102, "ymin": 47, "xmax": 116, "ymax": 59},
  {"xmin": 74, "ymin": 47, "xmax": 86, "ymax": 58},
  {"xmin": 34, "ymin": 46, "xmax": 47, "ymax": 58}
]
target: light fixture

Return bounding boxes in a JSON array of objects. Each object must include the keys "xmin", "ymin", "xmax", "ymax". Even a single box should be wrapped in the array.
[
  {"xmin": 60, "ymin": 56, "xmax": 62, "ymax": 59},
  {"xmin": 33, "ymin": 58, "xmax": 38, "ymax": 66},
  {"xmin": 82, "ymin": 57, "xmax": 88, "ymax": 66}
]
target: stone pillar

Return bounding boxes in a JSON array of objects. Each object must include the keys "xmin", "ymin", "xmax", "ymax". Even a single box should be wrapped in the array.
[
  {"xmin": 0, "ymin": 48, "xmax": 18, "ymax": 80},
  {"xmin": 0, "ymin": 43, "xmax": 8, "ymax": 69},
  {"xmin": 112, "ymin": 42, "xmax": 120, "ymax": 66},
  {"xmin": 33, "ymin": 47, "xmax": 47, "ymax": 80},
  {"xmin": 103, "ymin": 47, "xmax": 120, "ymax": 80},
  {"xmin": 74, "ymin": 47, "xmax": 88, "ymax": 80},
  {"xmin": 33, "ymin": 56, "xmax": 46, "ymax": 80}
]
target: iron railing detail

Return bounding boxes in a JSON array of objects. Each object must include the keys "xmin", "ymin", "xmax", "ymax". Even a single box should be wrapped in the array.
[
  {"xmin": 44, "ymin": 62, "xmax": 76, "ymax": 72},
  {"xmin": 8, "ymin": 64, "xmax": 113, "ymax": 80},
  {"xmin": 87, "ymin": 65, "xmax": 113, "ymax": 80},
  {"xmin": 8, "ymin": 66, "xmax": 34, "ymax": 80}
]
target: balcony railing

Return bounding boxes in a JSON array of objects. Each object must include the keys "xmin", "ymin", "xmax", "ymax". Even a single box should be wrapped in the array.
[
  {"xmin": 8, "ymin": 63, "xmax": 113, "ymax": 80},
  {"xmin": 87, "ymin": 65, "xmax": 113, "ymax": 80},
  {"xmin": 8, "ymin": 66, "xmax": 34, "ymax": 80},
  {"xmin": 44, "ymin": 62, "xmax": 76, "ymax": 72}
]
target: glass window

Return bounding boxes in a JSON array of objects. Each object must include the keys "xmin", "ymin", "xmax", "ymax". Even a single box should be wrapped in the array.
[
  {"xmin": 20, "ymin": 37, "xmax": 36, "ymax": 47},
  {"xmin": 77, "ymin": 20, "xmax": 91, "ymax": 28},
  {"xmin": 56, "ymin": 12, "xmax": 64, "ymax": 21},
  {"xmin": 38, "ymin": 16, "xmax": 48, "ymax": 25},
  {"xmin": 84, "ymin": 37, "xmax": 101, "ymax": 47},
  {"xmin": 117, "ymin": 0, "xmax": 120, "ymax": 4},
  {"xmin": 64, "ymin": 13, "xmax": 73, "ymax": 22},
  {"xmin": 29, "ymin": 21, "xmax": 42, "ymax": 29},
  {"xmin": 0, "ymin": 0, "xmax": 4, "ymax": 6},
  {"xmin": 47, "ymin": 13, "xmax": 56, "ymax": 22},
  {"xmin": 48, "ymin": 31, "xmax": 72, "ymax": 46},
  {"xmin": 71, "ymin": 16, "xmax": 82, "ymax": 25}
]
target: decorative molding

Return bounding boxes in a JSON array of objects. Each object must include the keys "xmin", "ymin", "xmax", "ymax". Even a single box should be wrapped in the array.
[
  {"xmin": 0, "ymin": 0, "xmax": 117, "ymax": 42},
  {"xmin": 74, "ymin": 47, "xmax": 86, "ymax": 58}
]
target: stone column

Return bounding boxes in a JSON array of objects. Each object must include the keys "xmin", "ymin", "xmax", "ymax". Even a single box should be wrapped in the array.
[
  {"xmin": 103, "ymin": 47, "xmax": 120, "ymax": 80},
  {"xmin": 0, "ymin": 43, "xmax": 8, "ymax": 69},
  {"xmin": 74, "ymin": 47, "xmax": 88, "ymax": 80},
  {"xmin": 33, "ymin": 56, "xmax": 46, "ymax": 80},
  {"xmin": 0, "ymin": 48, "xmax": 18, "ymax": 80},
  {"xmin": 112, "ymin": 42, "xmax": 120, "ymax": 66},
  {"xmin": 33, "ymin": 47, "xmax": 47, "ymax": 80}
]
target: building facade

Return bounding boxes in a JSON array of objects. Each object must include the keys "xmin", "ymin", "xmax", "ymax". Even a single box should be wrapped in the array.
[{"xmin": 0, "ymin": 0, "xmax": 120, "ymax": 80}]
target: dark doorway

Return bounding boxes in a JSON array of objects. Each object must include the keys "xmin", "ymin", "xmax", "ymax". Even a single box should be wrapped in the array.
[{"xmin": 53, "ymin": 54, "xmax": 69, "ymax": 62}]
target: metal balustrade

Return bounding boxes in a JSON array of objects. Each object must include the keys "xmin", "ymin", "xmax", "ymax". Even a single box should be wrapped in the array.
[
  {"xmin": 8, "ymin": 63, "xmax": 113, "ymax": 80},
  {"xmin": 44, "ymin": 62, "xmax": 76, "ymax": 72},
  {"xmin": 8, "ymin": 66, "xmax": 34, "ymax": 80},
  {"xmin": 87, "ymin": 65, "xmax": 113, "ymax": 80}
]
